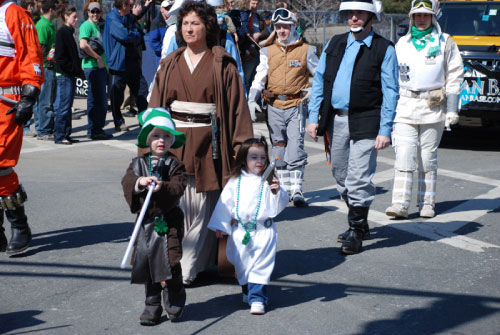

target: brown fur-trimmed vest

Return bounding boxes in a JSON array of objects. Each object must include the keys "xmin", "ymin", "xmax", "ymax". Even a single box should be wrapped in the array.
[{"xmin": 267, "ymin": 38, "xmax": 310, "ymax": 109}]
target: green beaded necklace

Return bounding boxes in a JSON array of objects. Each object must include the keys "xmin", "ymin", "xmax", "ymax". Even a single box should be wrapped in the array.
[
  {"xmin": 148, "ymin": 153, "xmax": 169, "ymax": 235},
  {"xmin": 235, "ymin": 174, "xmax": 265, "ymax": 245}
]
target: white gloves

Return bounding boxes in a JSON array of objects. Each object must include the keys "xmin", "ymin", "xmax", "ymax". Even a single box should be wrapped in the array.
[
  {"xmin": 445, "ymin": 112, "xmax": 459, "ymax": 128},
  {"xmin": 247, "ymin": 101, "xmax": 261, "ymax": 122},
  {"xmin": 445, "ymin": 93, "xmax": 460, "ymax": 129}
]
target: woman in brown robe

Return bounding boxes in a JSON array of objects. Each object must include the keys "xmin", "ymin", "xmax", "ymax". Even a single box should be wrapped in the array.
[{"xmin": 149, "ymin": 0, "xmax": 253, "ymax": 285}]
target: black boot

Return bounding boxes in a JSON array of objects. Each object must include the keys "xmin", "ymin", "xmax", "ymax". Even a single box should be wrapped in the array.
[
  {"xmin": 340, "ymin": 206, "xmax": 369, "ymax": 255},
  {"xmin": 0, "ymin": 209, "xmax": 7, "ymax": 252},
  {"xmin": 337, "ymin": 223, "xmax": 370, "ymax": 243},
  {"xmin": 6, "ymin": 206, "xmax": 31, "ymax": 255},
  {"xmin": 336, "ymin": 199, "xmax": 370, "ymax": 242},
  {"xmin": 140, "ymin": 283, "xmax": 163, "ymax": 326}
]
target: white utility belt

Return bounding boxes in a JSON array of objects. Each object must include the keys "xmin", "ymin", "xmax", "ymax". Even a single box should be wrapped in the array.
[
  {"xmin": 0, "ymin": 86, "xmax": 21, "ymax": 95},
  {"xmin": 400, "ymin": 87, "xmax": 442, "ymax": 99}
]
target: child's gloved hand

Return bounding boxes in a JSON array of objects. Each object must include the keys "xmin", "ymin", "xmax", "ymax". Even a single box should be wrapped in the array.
[
  {"xmin": 269, "ymin": 176, "xmax": 280, "ymax": 194},
  {"xmin": 139, "ymin": 176, "xmax": 162, "ymax": 192}
]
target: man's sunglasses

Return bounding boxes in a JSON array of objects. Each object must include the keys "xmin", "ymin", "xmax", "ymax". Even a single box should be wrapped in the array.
[{"xmin": 89, "ymin": 9, "xmax": 101, "ymax": 14}]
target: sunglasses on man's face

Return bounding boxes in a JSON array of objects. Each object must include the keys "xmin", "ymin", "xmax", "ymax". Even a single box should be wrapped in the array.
[{"xmin": 90, "ymin": 9, "xmax": 101, "ymax": 14}]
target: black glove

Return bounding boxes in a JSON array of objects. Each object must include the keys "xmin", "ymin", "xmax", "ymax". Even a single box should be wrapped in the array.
[{"xmin": 6, "ymin": 84, "xmax": 39, "ymax": 126}]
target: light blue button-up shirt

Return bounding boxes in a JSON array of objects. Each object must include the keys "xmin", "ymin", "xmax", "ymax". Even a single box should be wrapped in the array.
[{"xmin": 308, "ymin": 30, "xmax": 399, "ymax": 138}]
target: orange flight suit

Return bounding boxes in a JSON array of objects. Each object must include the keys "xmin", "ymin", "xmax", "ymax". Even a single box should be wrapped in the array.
[{"xmin": 0, "ymin": 0, "xmax": 43, "ymax": 196}]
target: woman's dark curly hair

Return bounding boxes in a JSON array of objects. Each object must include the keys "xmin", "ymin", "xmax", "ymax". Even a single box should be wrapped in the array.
[{"xmin": 176, "ymin": 1, "xmax": 220, "ymax": 49}]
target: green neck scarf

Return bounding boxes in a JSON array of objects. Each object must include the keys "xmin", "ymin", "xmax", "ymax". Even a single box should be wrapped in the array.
[{"xmin": 411, "ymin": 25, "xmax": 433, "ymax": 51}]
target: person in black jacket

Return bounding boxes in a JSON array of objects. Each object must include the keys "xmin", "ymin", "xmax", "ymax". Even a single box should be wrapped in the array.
[{"xmin": 53, "ymin": 6, "xmax": 84, "ymax": 145}]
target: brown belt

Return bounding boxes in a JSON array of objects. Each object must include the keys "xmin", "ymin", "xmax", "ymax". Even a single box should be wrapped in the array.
[
  {"xmin": 171, "ymin": 111, "xmax": 211, "ymax": 124},
  {"xmin": 262, "ymin": 89, "xmax": 302, "ymax": 102},
  {"xmin": 334, "ymin": 109, "xmax": 349, "ymax": 116}
]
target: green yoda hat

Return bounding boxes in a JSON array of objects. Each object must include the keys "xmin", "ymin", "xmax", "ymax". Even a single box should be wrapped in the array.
[{"xmin": 136, "ymin": 107, "xmax": 186, "ymax": 149}]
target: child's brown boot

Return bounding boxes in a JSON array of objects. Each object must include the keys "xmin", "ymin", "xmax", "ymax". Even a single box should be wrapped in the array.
[{"xmin": 140, "ymin": 283, "xmax": 162, "ymax": 326}]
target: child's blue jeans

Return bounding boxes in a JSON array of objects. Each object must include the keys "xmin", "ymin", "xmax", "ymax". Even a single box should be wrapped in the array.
[{"xmin": 242, "ymin": 283, "xmax": 268, "ymax": 305}]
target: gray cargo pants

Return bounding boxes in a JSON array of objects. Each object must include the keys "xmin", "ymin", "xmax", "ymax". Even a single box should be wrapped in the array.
[
  {"xmin": 328, "ymin": 114, "xmax": 377, "ymax": 208},
  {"xmin": 267, "ymin": 105, "xmax": 307, "ymax": 169}
]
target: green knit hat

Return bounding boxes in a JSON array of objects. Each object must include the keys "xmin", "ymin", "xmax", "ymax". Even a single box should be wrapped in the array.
[{"xmin": 136, "ymin": 107, "xmax": 186, "ymax": 149}]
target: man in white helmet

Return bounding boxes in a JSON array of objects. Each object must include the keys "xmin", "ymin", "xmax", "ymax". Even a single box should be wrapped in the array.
[
  {"xmin": 306, "ymin": 0, "xmax": 399, "ymax": 254},
  {"xmin": 248, "ymin": 8, "xmax": 318, "ymax": 207},
  {"xmin": 385, "ymin": 0, "xmax": 463, "ymax": 219}
]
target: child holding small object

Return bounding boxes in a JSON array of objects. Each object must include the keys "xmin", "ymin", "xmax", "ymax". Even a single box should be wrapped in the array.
[
  {"xmin": 208, "ymin": 137, "xmax": 289, "ymax": 315},
  {"xmin": 121, "ymin": 107, "xmax": 187, "ymax": 326}
]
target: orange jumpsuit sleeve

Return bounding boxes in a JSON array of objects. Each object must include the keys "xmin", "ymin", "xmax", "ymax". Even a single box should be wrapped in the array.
[{"xmin": 2, "ymin": 4, "xmax": 44, "ymax": 89}]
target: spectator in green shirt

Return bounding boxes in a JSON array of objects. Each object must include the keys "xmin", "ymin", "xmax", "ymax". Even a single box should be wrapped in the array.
[{"xmin": 79, "ymin": 1, "xmax": 113, "ymax": 140}]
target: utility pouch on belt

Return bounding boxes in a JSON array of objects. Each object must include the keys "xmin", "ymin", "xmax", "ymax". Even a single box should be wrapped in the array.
[
  {"xmin": 427, "ymin": 88, "xmax": 445, "ymax": 108},
  {"xmin": 0, "ymin": 185, "xmax": 27, "ymax": 210}
]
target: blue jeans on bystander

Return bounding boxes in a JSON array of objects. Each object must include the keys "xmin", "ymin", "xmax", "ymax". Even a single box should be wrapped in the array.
[
  {"xmin": 53, "ymin": 75, "xmax": 76, "ymax": 143},
  {"xmin": 84, "ymin": 67, "xmax": 108, "ymax": 137},
  {"xmin": 35, "ymin": 68, "xmax": 56, "ymax": 136}
]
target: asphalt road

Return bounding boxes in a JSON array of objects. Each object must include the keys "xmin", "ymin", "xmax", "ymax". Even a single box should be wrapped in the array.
[{"xmin": 1, "ymin": 101, "xmax": 499, "ymax": 335}]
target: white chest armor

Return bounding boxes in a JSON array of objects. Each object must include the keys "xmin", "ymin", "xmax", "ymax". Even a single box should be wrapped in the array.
[
  {"xmin": 0, "ymin": 1, "xmax": 16, "ymax": 58},
  {"xmin": 396, "ymin": 33, "xmax": 448, "ymax": 91}
]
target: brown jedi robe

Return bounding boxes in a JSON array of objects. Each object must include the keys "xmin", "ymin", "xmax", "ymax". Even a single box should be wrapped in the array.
[
  {"xmin": 121, "ymin": 154, "xmax": 187, "ymax": 283},
  {"xmin": 149, "ymin": 46, "xmax": 254, "ymax": 193}
]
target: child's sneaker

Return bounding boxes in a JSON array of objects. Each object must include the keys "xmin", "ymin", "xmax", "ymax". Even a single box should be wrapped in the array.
[
  {"xmin": 250, "ymin": 301, "xmax": 265, "ymax": 315},
  {"xmin": 242, "ymin": 294, "xmax": 248, "ymax": 304}
]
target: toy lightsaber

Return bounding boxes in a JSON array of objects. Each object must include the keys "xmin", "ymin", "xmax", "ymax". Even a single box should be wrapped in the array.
[
  {"xmin": 120, "ymin": 181, "xmax": 156, "ymax": 269},
  {"xmin": 120, "ymin": 181, "xmax": 156, "ymax": 268}
]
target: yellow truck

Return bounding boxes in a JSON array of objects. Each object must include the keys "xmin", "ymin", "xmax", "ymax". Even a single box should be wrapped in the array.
[{"xmin": 437, "ymin": 0, "xmax": 500, "ymax": 127}]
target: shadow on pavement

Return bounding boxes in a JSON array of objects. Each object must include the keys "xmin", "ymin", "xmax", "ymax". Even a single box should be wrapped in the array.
[
  {"xmin": 7, "ymin": 222, "xmax": 131, "ymax": 258},
  {"xmin": 355, "ymin": 285, "xmax": 500, "ymax": 335},
  {"xmin": 0, "ymin": 310, "xmax": 61, "ymax": 334},
  {"xmin": 273, "ymin": 247, "xmax": 345, "ymax": 279}
]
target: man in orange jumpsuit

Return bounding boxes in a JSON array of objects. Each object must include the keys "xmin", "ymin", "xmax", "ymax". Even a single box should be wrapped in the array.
[{"xmin": 0, "ymin": 0, "xmax": 43, "ymax": 255}]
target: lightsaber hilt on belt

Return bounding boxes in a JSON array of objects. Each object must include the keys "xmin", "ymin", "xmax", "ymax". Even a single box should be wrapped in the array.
[
  {"xmin": 210, "ymin": 111, "xmax": 219, "ymax": 159},
  {"xmin": 120, "ymin": 181, "xmax": 156, "ymax": 269},
  {"xmin": 298, "ymin": 90, "xmax": 309, "ymax": 136}
]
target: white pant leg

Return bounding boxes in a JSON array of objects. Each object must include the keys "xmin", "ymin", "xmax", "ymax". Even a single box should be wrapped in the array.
[{"xmin": 417, "ymin": 121, "xmax": 445, "ymax": 173}]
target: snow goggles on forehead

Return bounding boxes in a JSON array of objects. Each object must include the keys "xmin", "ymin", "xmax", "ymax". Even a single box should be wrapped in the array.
[
  {"xmin": 412, "ymin": 0, "xmax": 433, "ymax": 10},
  {"xmin": 272, "ymin": 8, "xmax": 293, "ymax": 23}
]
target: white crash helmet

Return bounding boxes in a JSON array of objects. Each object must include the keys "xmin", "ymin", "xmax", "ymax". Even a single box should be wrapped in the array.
[
  {"xmin": 409, "ymin": 0, "xmax": 442, "ymax": 33},
  {"xmin": 339, "ymin": 0, "xmax": 383, "ymax": 21},
  {"xmin": 271, "ymin": 8, "xmax": 299, "ymax": 45}
]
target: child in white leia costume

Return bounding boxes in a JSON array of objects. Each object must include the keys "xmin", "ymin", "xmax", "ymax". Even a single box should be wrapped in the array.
[{"xmin": 208, "ymin": 137, "xmax": 288, "ymax": 315}]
